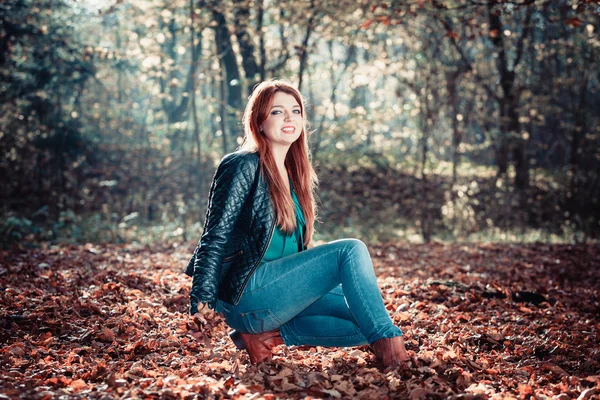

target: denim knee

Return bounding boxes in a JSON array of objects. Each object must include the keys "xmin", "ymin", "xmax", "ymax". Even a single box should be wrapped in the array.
[{"xmin": 340, "ymin": 238, "xmax": 369, "ymax": 258}]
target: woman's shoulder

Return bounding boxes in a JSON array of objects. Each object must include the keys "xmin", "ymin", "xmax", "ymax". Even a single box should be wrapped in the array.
[
  {"xmin": 218, "ymin": 150, "xmax": 260, "ymax": 173},
  {"xmin": 221, "ymin": 150, "xmax": 260, "ymax": 164}
]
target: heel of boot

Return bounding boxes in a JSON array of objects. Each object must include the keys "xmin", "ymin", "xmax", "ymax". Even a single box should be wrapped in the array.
[{"xmin": 229, "ymin": 330, "xmax": 247, "ymax": 350}]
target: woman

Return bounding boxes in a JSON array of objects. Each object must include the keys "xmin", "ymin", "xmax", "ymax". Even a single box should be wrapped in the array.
[{"xmin": 186, "ymin": 80, "xmax": 408, "ymax": 368}]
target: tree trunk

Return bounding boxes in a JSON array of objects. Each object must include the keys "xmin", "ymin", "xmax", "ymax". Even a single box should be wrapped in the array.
[
  {"xmin": 219, "ymin": 65, "xmax": 229, "ymax": 155},
  {"xmin": 156, "ymin": 12, "xmax": 203, "ymax": 152},
  {"xmin": 297, "ymin": 0, "xmax": 316, "ymax": 92},
  {"xmin": 488, "ymin": 2, "xmax": 510, "ymax": 179},
  {"xmin": 207, "ymin": 73, "xmax": 218, "ymax": 149},
  {"xmin": 116, "ymin": 29, "xmax": 123, "ymax": 105},
  {"xmin": 233, "ymin": 0, "xmax": 260, "ymax": 97},
  {"xmin": 448, "ymin": 70, "xmax": 463, "ymax": 234},
  {"xmin": 419, "ymin": 78, "xmax": 432, "ymax": 243},
  {"xmin": 307, "ymin": 70, "xmax": 322, "ymax": 159},
  {"xmin": 488, "ymin": 1, "xmax": 532, "ymax": 190},
  {"xmin": 448, "ymin": 71, "xmax": 462, "ymax": 187},
  {"xmin": 509, "ymin": 92, "xmax": 528, "ymax": 191},
  {"xmin": 213, "ymin": 7, "xmax": 242, "ymax": 139},
  {"xmin": 571, "ymin": 68, "xmax": 589, "ymax": 197},
  {"xmin": 190, "ymin": 0, "xmax": 203, "ymax": 222},
  {"xmin": 256, "ymin": 0, "xmax": 266, "ymax": 82}
]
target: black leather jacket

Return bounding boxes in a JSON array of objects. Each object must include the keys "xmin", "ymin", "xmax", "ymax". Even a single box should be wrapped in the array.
[{"xmin": 186, "ymin": 151, "xmax": 306, "ymax": 314}]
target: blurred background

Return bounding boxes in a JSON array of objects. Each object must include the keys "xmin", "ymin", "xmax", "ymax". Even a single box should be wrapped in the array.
[{"xmin": 0, "ymin": 0, "xmax": 598, "ymax": 247}]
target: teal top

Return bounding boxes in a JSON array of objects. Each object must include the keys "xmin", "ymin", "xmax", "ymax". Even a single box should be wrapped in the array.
[{"xmin": 262, "ymin": 179, "xmax": 306, "ymax": 262}]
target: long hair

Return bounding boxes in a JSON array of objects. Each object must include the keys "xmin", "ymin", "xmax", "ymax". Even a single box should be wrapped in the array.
[{"xmin": 239, "ymin": 80, "xmax": 318, "ymax": 246}]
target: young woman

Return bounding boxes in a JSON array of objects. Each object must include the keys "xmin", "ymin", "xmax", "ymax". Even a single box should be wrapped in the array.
[{"xmin": 186, "ymin": 80, "xmax": 409, "ymax": 368}]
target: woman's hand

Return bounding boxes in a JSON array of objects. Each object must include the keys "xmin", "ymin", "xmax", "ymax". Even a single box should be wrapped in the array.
[{"xmin": 189, "ymin": 290, "xmax": 208, "ymax": 315}]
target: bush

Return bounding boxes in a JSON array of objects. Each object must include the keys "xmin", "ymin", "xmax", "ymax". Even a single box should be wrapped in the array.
[{"xmin": 0, "ymin": 216, "xmax": 35, "ymax": 244}]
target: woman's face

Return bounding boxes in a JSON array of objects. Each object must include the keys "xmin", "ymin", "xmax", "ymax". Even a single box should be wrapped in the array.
[{"xmin": 260, "ymin": 91, "xmax": 303, "ymax": 149}]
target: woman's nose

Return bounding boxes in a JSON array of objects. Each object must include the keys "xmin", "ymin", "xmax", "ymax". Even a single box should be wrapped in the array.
[{"xmin": 284, "ymin": 111, "xmax": 292, "ymax": 121}]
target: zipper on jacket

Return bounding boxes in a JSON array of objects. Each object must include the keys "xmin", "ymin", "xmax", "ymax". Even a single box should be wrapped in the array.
[{"xmin": 234, "ymin": 217, "xmax": 275, "ymax": 305}]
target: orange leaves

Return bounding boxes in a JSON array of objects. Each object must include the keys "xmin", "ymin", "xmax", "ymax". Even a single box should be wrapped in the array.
[
  {"xmin": 541, "ymin": 362, "xmax": 569, "ymax": 378},
  {"xmin": 1, "ymin": 242, "xmax": 598, "ymax": 398},
  {"xmin": 8, "ymin": 344, "xmax": 26, "ymax": 356},
  {"xmin": 360, "ymin": 16, "xmax": 392, "ymax": 30},
  {"xmin": 360, "ymin": 19, "xmax": 375, "ymax": 30},
  {"xmin": 98, "ymin": 327, "xmax": 116, "ymax": 342},
  {"xmin": 69, "ymin": 379, "xmax": 88, "ymax": 391},
  {"xmin": 518, "ymin": 383, "xmax": 535, "ymax": 398},
  {"xmin": 47, "ymin": 376, "xmax": 72, "ymax": 387},
  {"xmin": 445, "ymin": 30, "xmax": 459, "ymax": 40},
  {"xmin": 361, "ymin": 2, "xmax": 403, "ymax": 30},
  {"xmin": 329, "ymin": 376, "xmax": 358, "ymax": 397},
  {"xmin": 564, "ymin": 17, "xmax": 584, "ymax": 28}
]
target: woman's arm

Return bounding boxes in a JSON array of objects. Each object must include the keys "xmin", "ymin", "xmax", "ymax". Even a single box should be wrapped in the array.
[{"xmin": 189, "ymin": 152, "xmax": 258, "ymax": 314}]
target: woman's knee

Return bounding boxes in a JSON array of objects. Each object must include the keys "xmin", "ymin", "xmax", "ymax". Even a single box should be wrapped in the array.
[{"xmin": 339, "ymin": 238, "xmax": 369, "ymax": 257}]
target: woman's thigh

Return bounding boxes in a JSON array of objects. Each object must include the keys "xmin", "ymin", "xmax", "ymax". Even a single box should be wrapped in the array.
[{"xmin": 221, "ymin": 239, "xmax": 361, "ymax": 334}]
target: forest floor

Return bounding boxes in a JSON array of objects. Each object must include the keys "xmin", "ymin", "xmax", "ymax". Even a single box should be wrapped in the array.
[{"xmin": 1, "ymin": 242, "xmax": 599, "ymax": 399}]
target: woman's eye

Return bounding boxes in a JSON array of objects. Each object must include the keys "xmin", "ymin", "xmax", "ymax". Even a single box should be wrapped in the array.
[{"xmin": 270, "ymin": 109, "xmax": 301, "ymax": 115}]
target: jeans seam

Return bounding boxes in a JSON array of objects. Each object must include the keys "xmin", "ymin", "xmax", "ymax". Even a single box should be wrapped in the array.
[
  {"xmin": 280, "ymin": 322, "xmax": 299, "ymax": 345},
  {"xmin": 241, "ymin": 309, "xmax": 282, "ymax": 334},
  {"xmin": 346, "ymin": 242, "xmax": 376, "ymax": 341}
]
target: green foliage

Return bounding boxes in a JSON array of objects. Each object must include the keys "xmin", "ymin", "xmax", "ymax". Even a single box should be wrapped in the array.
[
  {"xmin": 0, "ymin": 216, "xmax": 34, "ymax": 243},
  {"xmin": 0, "ymin": 0, "xmax": 598, "ymax": 246},
  {"xmin": 0, "ymin": 0, "xmax": 99, "ymax": 220}
]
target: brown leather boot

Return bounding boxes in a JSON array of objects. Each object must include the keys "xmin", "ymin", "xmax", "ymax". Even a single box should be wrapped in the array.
[
  {"xmin": 370, "ymin": 336, "xmax": 409, "ymax": 368},
  {"xmin": 229, "ymin": 329, "xmax": 285, "ymax": 364}
]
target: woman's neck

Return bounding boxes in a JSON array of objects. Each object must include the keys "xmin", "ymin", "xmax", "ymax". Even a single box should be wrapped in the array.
[{"xmin": 271, "ymin": 145, "xmax": 290, "ymax": 177}]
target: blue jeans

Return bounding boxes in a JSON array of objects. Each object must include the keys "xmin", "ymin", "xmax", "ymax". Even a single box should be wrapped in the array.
[{"xmin": 215, "ymin": 239, "xmax": 403, "ymax": 347}]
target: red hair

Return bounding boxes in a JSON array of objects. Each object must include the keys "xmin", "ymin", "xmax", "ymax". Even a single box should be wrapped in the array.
[{"xmin": 239, "ymin": 80, "xmax": 318, "ymax": 246}]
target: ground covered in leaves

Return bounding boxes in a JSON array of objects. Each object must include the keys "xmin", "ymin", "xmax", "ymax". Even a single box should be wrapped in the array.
[{"xmin": 1, "ymin": 242, "xmax": 599, "ymax": 399}]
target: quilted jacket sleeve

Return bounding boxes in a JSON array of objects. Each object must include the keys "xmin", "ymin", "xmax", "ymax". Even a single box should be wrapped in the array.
[{"xmin": 189, "ymin": 153, "xmax": 257, "ymax": 314}]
